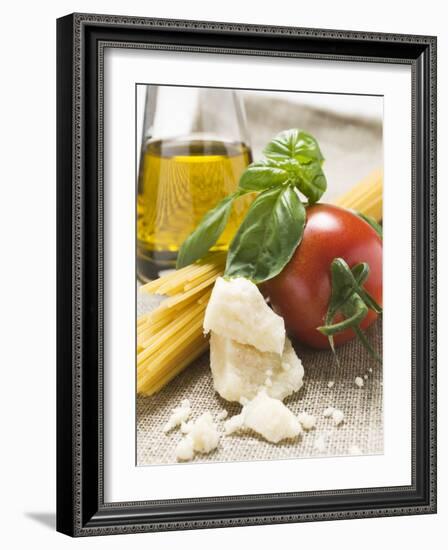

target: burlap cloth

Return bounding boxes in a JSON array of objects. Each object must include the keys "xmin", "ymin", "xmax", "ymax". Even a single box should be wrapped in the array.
[
  {"xmin": 137, "ymin": 293, "xmax": 383, "ymax": 465},
  {"xmin": 136, "ymin": 96, "xmax": 383, "ymax": 465}
]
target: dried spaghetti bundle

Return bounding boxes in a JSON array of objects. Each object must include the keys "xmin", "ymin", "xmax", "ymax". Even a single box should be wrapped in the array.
[
  {"xmin": 137, "ymin": 253, "xmax": 225, "ymax": 395},
  {"xmin": 333, "ymin": 168, "xmax": 383, "ymax": 221}
]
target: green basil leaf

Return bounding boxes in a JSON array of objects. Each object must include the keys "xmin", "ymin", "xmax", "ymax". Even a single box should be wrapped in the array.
[
  {"xmin": 238, "ymin": 159, "xmax": 290, "ymax": 192},
  {"xmin": 263, "ymin": 129, "xmax": 324, "ymax": 164},
  {"xmin": 224, "ymin": 185, "xmax": 306, "ymax": 283},
  {"xmin": 296, "ymin": 161, "xmax": 327, "ymax": 204},
  {"xmin": 176, "ymin": 192, "xmax": 239, "ymax": 269},
  {"xmin": 261, "ymin": 129, "xmax": 326, "ymax": 204}
]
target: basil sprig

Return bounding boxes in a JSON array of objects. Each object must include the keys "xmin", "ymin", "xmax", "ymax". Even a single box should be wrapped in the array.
[
  {"xmin": 176, "ymin": 129, "xmax": 326, "ymax": 283},
  {"xmin": 176, "ymin": 191, "xmax": 242, "ymax": 269},
  {"xmin": 318, "ymin": 258, "xmax": 382, "ymax": 363},
  {"xmin": 240, "ymin": 129, "xmax": 327, "ymax": 204}
]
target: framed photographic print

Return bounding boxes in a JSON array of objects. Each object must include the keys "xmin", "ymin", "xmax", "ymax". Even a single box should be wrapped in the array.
[{"xmin": 56, "ymin": 13, "xmax": 437, "ymax": 537}]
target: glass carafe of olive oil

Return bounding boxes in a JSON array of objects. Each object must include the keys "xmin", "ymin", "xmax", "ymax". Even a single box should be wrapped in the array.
[{"xmin": 137, "ymin": 86, "xmax": 252, "ymax": 281}]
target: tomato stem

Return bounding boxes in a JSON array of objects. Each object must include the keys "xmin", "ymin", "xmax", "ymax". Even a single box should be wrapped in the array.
[{"xmin": 317, "ymin": 258, "xmax": 382, "ymax": 364}]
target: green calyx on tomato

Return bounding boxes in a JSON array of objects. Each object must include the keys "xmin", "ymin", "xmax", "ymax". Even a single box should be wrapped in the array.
[
  {"xmin": 318, "ymin": 258, "xmax": 382, "ymax": 363},
  {"xmin": 176, "ymin": 129, "xmax": 326, "ymax": 283}
]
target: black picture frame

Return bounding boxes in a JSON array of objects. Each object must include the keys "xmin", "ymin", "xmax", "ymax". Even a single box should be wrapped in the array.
[{"xmin": 56, "ymin": 13, "xmax": 437, "ymax": 537}]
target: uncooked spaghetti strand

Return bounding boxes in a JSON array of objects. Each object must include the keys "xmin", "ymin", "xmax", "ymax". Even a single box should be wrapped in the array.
[
  {"xmin": 137, "ymin": 317, "xmax": 205, "ymax": 384},
  {"xmin": 137, "ymin": 305, "xmax": 205, "ymax": 363},
  {"xmin": 138, "ymin": 300, "xmax": 207, "ymax": 351},
  {"xmin": 138, "ymin": 336, "xmax": 209, "ymax": 394}
]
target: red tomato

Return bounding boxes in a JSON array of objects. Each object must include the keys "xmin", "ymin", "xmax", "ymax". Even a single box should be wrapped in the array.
[{"xmin": 262, "ymin": 204, "xmax": 382, "ymax": 349}]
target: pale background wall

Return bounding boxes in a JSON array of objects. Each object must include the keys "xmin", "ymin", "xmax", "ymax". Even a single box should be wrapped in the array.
[{"xmin": 0, "ymin": 1, "xmax": 445, "ymax": 548}]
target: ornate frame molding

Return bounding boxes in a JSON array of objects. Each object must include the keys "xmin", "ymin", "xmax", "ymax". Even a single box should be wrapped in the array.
[{"xmin": 56, "ymin": 13, "xmax": 437, "ymax": 537}]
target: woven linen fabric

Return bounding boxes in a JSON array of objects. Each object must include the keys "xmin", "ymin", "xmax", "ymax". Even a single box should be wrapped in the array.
[{"xmin": 136, "ymin": 293, "xmax": 383, "ymax": 466}]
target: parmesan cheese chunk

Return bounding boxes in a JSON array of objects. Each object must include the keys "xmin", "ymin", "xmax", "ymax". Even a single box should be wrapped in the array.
[
  {"xmin": 224, "ymin": 392, "xmax": 302, "ymax": 443},
  {"xmin": 210, "ymin": 333, "xmax": 304, "ymax": 403},
  {"xmin": 204, "ymin": 277, "xmax": 285, "ymax": 354},
  {"xmin": 175, "ymin": 412, "xmax": 220, "ymax": 461}
]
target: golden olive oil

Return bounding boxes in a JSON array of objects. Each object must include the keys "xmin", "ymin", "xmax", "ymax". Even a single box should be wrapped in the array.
[{"xmin": 137, "ymin": 138, "xmax": 252, "ymax": 281}]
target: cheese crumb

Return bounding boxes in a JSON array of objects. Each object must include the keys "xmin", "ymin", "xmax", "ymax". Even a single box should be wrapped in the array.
[
  {"xmin": 175, "ymin": 412, "xmax": 220, "ymax": 461},
  {"xmin": 187, "ymin": 413, "xmax": 220, "ymax": 454},
  {"xmin": 314, "ymin": 434, "xmax": 327, "ymax": 452},
  {"xmin": 332, "ymin": 409, "xmax": 345, "ymax": 426},
  {"xmin": 323, "ymin": 406, "xmax": 335, "ymax": 418},
  {"xmin": 297, "ymin": 412, "xmax": 317, "ymax": 431},
  {"xmin": 368, "ymin": 368, "xmax": 373, "ymax": 373},
  {"xmin": 216, "ymin": 410, "xmax": 228, "ymax": 421},
  {"xmin": 224, "ymin": 392, "xmax": 302, "ymax": 443},
  {"xmin": 224, "ymin": 413, "xmax": 246, "ymax": 435},
  {"xmin": 163, "ymin": 399, "xmax": 191, "ymax": 433},
  {"xmin": 175, "ymin": 437, "xmax": 194, "ymax": 461},
  {"xmin": 364, "ymin": 374, "xmax": 368, "ymax": 380},
  {"xmin": 180, "ymin": 421, "xmax": 193, "ymax": 434},
  {"xmin": 327, "ymin": 381, "xmax": 335, "ymax": 389},
  {"xmin": 355, "ymin": 377, "xmax": 364, "ymax": 388}
]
